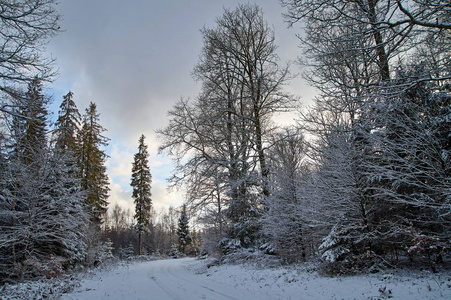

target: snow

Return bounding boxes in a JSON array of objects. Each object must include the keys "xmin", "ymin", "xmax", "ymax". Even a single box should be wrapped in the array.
[
  {"xmin": 192, "ymin": 259, "xmax": 451, "ymax": 299},
  {"xmin": 61, "ymin": 258, "xmax": 256, "ymax": 300},
  {"xmin": 3, "ymin": 257, "xmax": 450, "ymax": 299},
  {"xmin": 58, "ymin": 258, "xmax": 451, "ymax": 299}
]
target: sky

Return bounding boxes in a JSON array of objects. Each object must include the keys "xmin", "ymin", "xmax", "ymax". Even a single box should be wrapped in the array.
[{"xmin": 45, "ymin": 0, "xmax": 315, "ymax": 214}]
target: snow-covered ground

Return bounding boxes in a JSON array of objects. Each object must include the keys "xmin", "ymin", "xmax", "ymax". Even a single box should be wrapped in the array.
[
  {"xmin": 193, "ymin": 259, "xmax": 451, "ymax": 299},
  {"xmin": 2, "ymin": 257, "xmax": 451, "ymax": 299}
]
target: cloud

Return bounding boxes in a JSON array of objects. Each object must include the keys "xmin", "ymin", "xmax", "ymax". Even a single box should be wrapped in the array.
[
  {"xmin": 108, "ymin": 179, "xmax": 134, "ymax": 213},
  {"xmin": 46, "ymin": 0, "xmax": 313, "ymax": 214},
  {"xmin": 108, "ymin": 174, "xmax": 180, "ymax": 216},
  {"xmin": 107, "ymin": 140, "xmax": 182, "ymax": 215}
]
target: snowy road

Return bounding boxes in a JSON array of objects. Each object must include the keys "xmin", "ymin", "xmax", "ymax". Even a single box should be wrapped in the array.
[
  {"xmin": 61, "ymin": 258, "xmax": 255, "ymax": 300},
  {"xmin": 60, "ymin": 257, "xmax": 451, "ymax": 300}
]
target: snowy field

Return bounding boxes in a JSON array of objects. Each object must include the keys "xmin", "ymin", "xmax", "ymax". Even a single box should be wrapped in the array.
[{"xmin": 2, "ymin": 257, "xmax": 451, "ymax": 299}]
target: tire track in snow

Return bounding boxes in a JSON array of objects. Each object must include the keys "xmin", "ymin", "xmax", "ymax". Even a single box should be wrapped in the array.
[
  {"xmin": 62, "ymin": 258, "xmax": 255, "ymax": 300},
  {"xmin": 161, "ymin": 262, "xmax": 241, "ymax": 300}
]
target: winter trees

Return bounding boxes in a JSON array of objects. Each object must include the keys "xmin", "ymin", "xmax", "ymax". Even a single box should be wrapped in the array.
[
  {"xmin": 278, "ymin": 0, "xmax": 450, "ymax": 271},
  {"xmin": 79, "ymin": 102, "xmax": 110, "ymax": 224},
  {"xmin": 263, "ymin": 128, "xmax": 311, "ymax": 262},
  {"xmin": 51, "ymin": 90, "xmax": 88, "ymax": 265},
  {"xmin": 0, "ymin": 0, "xmax": 112, "ymax": 280},
  {"xmin": 131, "ymin": 134, "xmax": 152, "ymax": 255},
  {"xmin": 0, "ymin": 84, "xmax": 89, "ymax": 281},
  {"xmin": 0, "ymin": 1, "xmax": 95, "ymax": 276},
  {"xmin": 193, "ymin": 3, "xmax": 293, "ymax": 197},
  {"xmin": 158, "ymin": 3, "xmax": 294, "ymax": 251},
  {"xmin": 357, "ymin": 68, "xmax": 451, "ymax": 263}
]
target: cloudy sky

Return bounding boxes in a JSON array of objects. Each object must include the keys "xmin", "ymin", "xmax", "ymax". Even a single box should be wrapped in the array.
[{"xmin": 45, "ymin": 0, "xmax": 314, "ymax": 214}]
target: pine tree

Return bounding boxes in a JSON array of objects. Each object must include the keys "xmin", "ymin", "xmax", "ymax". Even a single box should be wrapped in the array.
[
  {"xmin": 53, "ymin": 91, "xmax": 81, "ymax": 153},
  {"xmin": 53, "ymin": 91, "xmax": 82, "ymax": 192},
  {"xmin": 131, "ymin": 134, "xmax": 152, "ymax": 255},
  {"xmin": 177, "ymin": 204, "xmax": 192, "ymax": 254},
  {"xmin": 0, "ymin": 83, "xmax": 89, "ymax": 280},
  {"xmin": 52, "ymin": 91, "xmax": 89, "ymax": 264},
  {"xmin": 0, "ymin": 79, "xmax": 51, "ymax": 278},
  {"xmin": 20, "ymin": 77, "xmax": 49, "ymax": 167},
  {"xmin": 78, "ymin": 102, "xmax": 110, "ymax": 224}
]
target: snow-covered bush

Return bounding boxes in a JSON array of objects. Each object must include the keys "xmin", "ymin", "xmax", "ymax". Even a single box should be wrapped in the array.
[
  {"xmin": 118, "ymin": 242, "xmax": 135, "ymax": 259},
  {"xmin": 85, "ymin": 229, "xmax": 114, "ymax": 267},
  {"xmin": 319, "ymin": 227, "xmax": 351, "ymax": 264},
  {"xmin": 16, "ymin": 256, "xmax": 66, "ymax": 280}
]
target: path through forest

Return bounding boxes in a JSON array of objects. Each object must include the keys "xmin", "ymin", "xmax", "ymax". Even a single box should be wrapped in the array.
[
  {"xmin": 60, "ymin": 257, "xmax": 450, "ymax": 300},
  {"xmin": 61, "ymin": 258, "xmax": 255, "ymax": 300}
]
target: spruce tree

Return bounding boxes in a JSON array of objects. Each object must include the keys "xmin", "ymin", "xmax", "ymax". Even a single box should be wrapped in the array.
[
  {"xmin": 53, "ymin": 91, "xmax": 81, "ymax": 153},
  {"xmin": 0, "ymin": 82, "xmax": 89, "ymax": 280},
  {"xmin": 177, "ymin": 204, "xmax": 191, "ymax": 254},
  {"xmin": 53, "ymin": 91, "xmax": 82, "ymax": 188},
  {"xmin": 0, "ymin": 78, "xmax": 50, "ymax": 278},
  {"xmin": 52, "ymin": 91, "xmax": 88, "ymax": 263},
  {"xmin": 20, "ymin": 77, "xmax": 49, "ymax": 167},
  {"xmin": 131, "ymin": 134, "xmax": 152, "ymax": 255},
  {"xmin": 79, "ymin": 102, "xmax": 110, "ymax": 224}
]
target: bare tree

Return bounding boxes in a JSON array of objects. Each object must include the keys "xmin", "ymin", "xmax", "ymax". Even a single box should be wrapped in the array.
[
  {"xmin": 0, "ymin": 0, "xmax": 59, "ymax": 111},
  {"xmin": 159, "ymin": 4, "xmax": 295, "ymax": 251},
  {"xmin": 194, "ymin": 4, "xmax": 294, "ymax": 197},
  {"xmin": 263, "ymin": 128, "xmax": 313, "ymax": 262}
]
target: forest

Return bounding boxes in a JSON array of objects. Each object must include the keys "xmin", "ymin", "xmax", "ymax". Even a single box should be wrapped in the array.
[{"xmin": 0, "ymin": 0, "xmax": 450, "ymax": 286}]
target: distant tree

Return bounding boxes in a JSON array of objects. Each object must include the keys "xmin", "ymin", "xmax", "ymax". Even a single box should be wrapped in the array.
[
  {"xmin": 110, "ymin": 203, "xmax": 131, "ymax": 232},
  {"xmin": 78, "ymin": 102, "xmax": 110, "ymax": 224},
  {"xmin": 131, "ymin": 134, "xmax": 152, "ymax": 255},
  {"xmin": 177, "ymin": 204, "xmax": 192, "ymax": 253},
  {"xmin": 102, "ymin": 204, "xmax": 135, "ymax": 256}
]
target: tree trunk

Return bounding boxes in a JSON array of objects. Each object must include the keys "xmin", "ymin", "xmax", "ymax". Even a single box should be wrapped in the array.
[
  {"xmin": 138, "ymin": 232, "xmax": 142, "ymax": 256},
  {"xmin": 367, "ymin": 0, "xmax": 390, "ymax": 81}
]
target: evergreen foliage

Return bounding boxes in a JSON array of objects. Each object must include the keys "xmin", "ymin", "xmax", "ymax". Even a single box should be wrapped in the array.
[
  {"xmin": 177, "ymin": 204, "xmax": 192, "ymax": 253},
  {"xmin": 131, "ymin": 134, "xmax": 152, "ymax": 255},
  {"xmin": 53, "ymin": 91, "xmax": 81, "ymax": 153},
  {"xmin": 18, "ymin": 77, "xmax": 49, "ymax": 167},
  {"xmin": 275, "ymin": 0, "xmax": 451, "ymax": 272},
  {"xmin": 0, "ymin": 85, "xmax": 88, "ymax": 282},
  {"xmin": 78, "ymin": 102, "xmax": 110, "ymax": 224}
]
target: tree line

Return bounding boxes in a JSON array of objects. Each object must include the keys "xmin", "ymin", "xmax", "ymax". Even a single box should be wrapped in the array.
[
  {"xmin": 0, "ymin": 0, "xmax": 111, "ymax": 282},
  {"xmin": 0, "ymin": 84, "xmax": 110, "ymax": 280},
  {"xmin": 102, "ymin": 202, "xmax": 200, "ymax": 259},
  {"xmin": 0, "ymin": 0, "xmax": 448, "ymax": 282},
  {"xmin": 0, "ymin": 1, "xmax": 196, "ymax": 282},
  {"xmin": 159, "ymin": 2, "xmax": 450, "ymax": 273}
]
